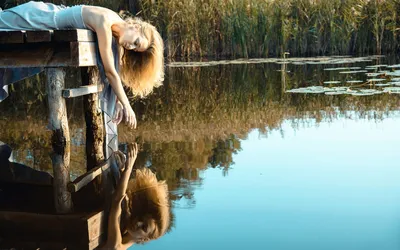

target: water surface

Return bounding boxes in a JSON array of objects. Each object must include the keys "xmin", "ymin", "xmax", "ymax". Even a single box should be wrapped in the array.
[{"xmin": 0, "ymin": 56, "xmax": 399, "ymax": 249}]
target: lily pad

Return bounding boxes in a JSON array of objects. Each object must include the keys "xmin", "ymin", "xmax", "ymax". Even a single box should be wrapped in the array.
[
  {"xmin": 351, "ymin": 92, "xmax": 376, "ymax": 96},
  {"xmin": 325, "ymin": 91, "xmax": 348, "ymax": 95},
  {"xmin": 323, "ymin": 81, "xmax": 341, "ymax": 84},
  {"xmin": 366, "ymin": 72, "xmax": 385, "ymax": 77},
  {"xmin": 386, "ymin": 71, "xmax": 400, "ymax": 77},
  {"xmin": 375, "ymin": 83, "xmax": 392, "ymax": 87},
  {"xmin": 365, "ymin": 64, "xmax": 388, "ymax": 69},
  {"xmin": 383, "ymin": 87, "xmax": 400, "ymax": 93},
  {"xmin": 387, "ymin": 64, "xmax": 400, "ymax": 68},
  {"xmin": 346, "ymin": 80, "xmax": 364, "ymax": 84},
  {"xmin": 324, "ymin": 67, "xmax": 350, "ymax": 71},
  {"xmin": 339, "ymin": 70, "xmax": 368, "ymax": 74},
  {"xmin": 367, "ymin": 78, "xmax": 386, "ymax": 82}
]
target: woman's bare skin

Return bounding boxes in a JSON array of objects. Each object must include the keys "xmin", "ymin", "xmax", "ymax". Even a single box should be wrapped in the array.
[
  {"xmin": 81, "ymin": 6, "xmax": 151, "ymax": 128},
  {"xmin": 100, "ymin": 143, "xmax": 138, "ymax": 250}
]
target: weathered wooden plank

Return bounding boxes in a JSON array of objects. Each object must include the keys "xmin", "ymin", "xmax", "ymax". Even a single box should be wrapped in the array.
[
  {"xmin": 0, "ymin": 42, "xmax": 97, "ymax": 67},
  {"xmin": 26, "ymin": 30, "xmax": 53, "ymax": 43},
  {"xmin": 0, "ymin": 210, "xmax": 105, "ymax": 249},
  {"xmin": 87, "ymin": 211, "xmax": 106, "ymax": 241},
  {"xmin": 46, "ymin": 68, "xmax": 73, "ymax": 214},
  {"xmin": 67, "ymin": 160, "xmax": 111, "ymax": 193},
  {"xmin": 0, "ymin": 31, "xmax": 25, "ymax": 44},
  {"xmin": 71, "ymin": 41, "xmax": 98, "ymax": 66},
  {"xmin": 63, "ymin": 84, "xmax": 103, "ymax": 98},
  {"xmin": 54, "ymin": 29, "xmax": 96, "ymax": 42}
]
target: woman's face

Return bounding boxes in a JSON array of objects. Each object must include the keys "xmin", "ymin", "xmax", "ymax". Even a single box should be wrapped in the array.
[
  {"xmin": 120, "ymin": 23, "xmax": 150, "ymax": 52},
  {"xmin": 127, "ymin": 219, "xmax": 156, "ymax": 242}
]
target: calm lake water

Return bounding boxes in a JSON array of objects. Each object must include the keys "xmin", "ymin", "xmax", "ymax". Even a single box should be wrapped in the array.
[{"xmin": 1, "ymin": 55, "xmax": 400, "ymax": 249}]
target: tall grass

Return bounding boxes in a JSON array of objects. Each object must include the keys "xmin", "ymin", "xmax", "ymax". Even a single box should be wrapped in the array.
[
  {"xmin": 135, "ymin": 0, "xmax": 400, "ymax": 58},
  {"xmin": 2, "ymin": 0, "xmax": 400, "ymax": 58}
]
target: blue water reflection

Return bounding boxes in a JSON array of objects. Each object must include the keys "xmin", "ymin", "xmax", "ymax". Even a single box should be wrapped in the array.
[{"xmin": 136, "ymin": 113, "xmax": 400, "ymax": 250}]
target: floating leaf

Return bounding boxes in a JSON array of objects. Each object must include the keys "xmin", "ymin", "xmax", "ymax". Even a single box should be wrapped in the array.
[
  {"xmin": 366, "ymin": 72, "xmax": 385, "ymax": 77},
  {"xmin": 325, "ymin": 91, "xmax": 348, "ymax": 95},
  {"xmin": 351, "ymin": 92, "xmax": 376, "ymax": 96},
  {"xmin": 387, "ymin": 64, "xmax": 400, "ymax": 68},
  {"xmin": 365, "ymin": 64, "xmax": 388, "ymax": 69},
  {"xmin": 346, "ymin": 80, "xmax": 364, "ymax": 83},
  {"xmin": 324, "ymin": 67, "xmax": 350, "ymax": 71},
  {"xmin": 339, "ymin": 70, "xmax": 368, "ymax": 74},
  {"xmin": 367, "ymin": 78, "xmax": 386, "ymax": 82},
  {"xmin": 383, "ymin": 87, "xmax": 400, "ymax": 93},
  {"xmin": 386, "ymin": 71, "xmax": 400, "ymax": 76},
  {"xmin": 375, "ymin": 83, "xmax": 392, "ymax": 87},
  {"xmin": 323, "ymin": 81, "xmax": 341, "ymax": 84}
]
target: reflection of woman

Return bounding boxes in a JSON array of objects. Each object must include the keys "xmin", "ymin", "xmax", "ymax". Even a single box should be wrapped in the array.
[
  {"xmin": 100, "ymin": 144, "xmax": 170, "ymax": 249},
  {"xmin": 0, "ymin": 1, "xmax": 164, "ymax": 128}
]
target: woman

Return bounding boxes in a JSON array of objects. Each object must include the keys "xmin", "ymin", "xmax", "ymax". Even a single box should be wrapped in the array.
[
  {"xmin": 0, "ymin": 1, "xmax": 164, "ymax": 128},
  {"xmin": 100, "ymin": 143, "xmax": 171, "ymax": 249}
]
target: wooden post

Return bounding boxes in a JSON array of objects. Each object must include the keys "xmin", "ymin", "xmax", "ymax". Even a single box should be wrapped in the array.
[
  {"xmin": 45, "ymin": 68, "xmax": 73, "ymax": 214},
  {"xmin": 81, "ymin": 67, "xmax": 104, "ymax": 171}
]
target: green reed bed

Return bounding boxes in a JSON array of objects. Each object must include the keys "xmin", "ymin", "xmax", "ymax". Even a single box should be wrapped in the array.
[
  {"xmin": 137, "ymin": 0, "xmax": 400, "ymax": 58},
  {"xmin": 2, "ymin": 0, "xmax": 400, "ymax": 58}
]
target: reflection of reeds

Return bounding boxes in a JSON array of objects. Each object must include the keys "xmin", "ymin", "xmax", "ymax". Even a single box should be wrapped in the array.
[{"xmin": 119, "ymin": 64, "xmax": 399, "ymax": 143}]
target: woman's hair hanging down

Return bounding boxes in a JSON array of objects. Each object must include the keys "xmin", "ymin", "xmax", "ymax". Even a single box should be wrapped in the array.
[
  {"xmin": 125, "ymin": 168, "xmax": 171, "ymax": 243},
  {"xmin": 119, "ymin": 12, "xmax": 164, "ymax": 98}
]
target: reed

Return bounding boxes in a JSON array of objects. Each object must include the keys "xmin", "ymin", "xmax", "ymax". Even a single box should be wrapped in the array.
[
  {"xmin": 135, "ymin": 0, "xmax": 400, "ymax": 58},
  {"xmin": 2, "ymin": 0, "xmax": 400, "ymax": 58}
]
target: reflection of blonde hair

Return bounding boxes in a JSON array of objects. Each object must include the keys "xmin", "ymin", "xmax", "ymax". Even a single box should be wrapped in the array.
[
  {"xmin": 126, "ymin": 168, "xmax": 170, "ymax": 242},
  {"xmin": 119, "ymin": 16, "xmax": 164, "ymax": 98}
]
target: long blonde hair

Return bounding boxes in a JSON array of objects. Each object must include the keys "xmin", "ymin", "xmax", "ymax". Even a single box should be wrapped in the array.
[
  {"xmin": 119, "ymin": 16, "xmax": 164, "ymax": 98},
  {"xmin": 125, "ymin": 168, "xmax": 170, "ymax": 242}
]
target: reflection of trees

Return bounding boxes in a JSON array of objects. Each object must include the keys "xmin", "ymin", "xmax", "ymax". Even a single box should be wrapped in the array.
[
  {"xmin": 1, "ymin": 63, "xmax": 399, "ymax": 208},
  {"xmin": 208, "ymin": 135, "xmax": 241, "ymax": 175},
  {"xmin": 130, "ymin": 135, "xmax": 242, "ymax": 207}
]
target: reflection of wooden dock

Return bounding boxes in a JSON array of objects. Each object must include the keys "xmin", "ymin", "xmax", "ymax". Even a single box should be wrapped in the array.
[
  {"xmin": 0, "ymin": 210, "xmax": 105, "ymax": 249},
  {"xmin": 0, "ymin": 29, "xmax": 117, "ymax": 249}
]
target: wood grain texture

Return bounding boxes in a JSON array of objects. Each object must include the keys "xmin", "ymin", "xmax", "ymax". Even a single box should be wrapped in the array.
[
  {"xmin": 54, "ymin": 29, "xmax": 96, "ymax": 42},
  {"xmin": 0, "ymin": 210, "xmax": 105, "ymax": 250},
  {"xmin": 0, "ymin": 29, "xmax": 95, "ymax": 43},
  {"xmin": 0, "ymin": 31, "xmax": 25, "ymax": 44},
  {"xmin": 0, "ymin": 42, "xmax": 97, "ymax": 67},
  {"xmin": 26, "ymin": 30, "xmax": 53, "ymax": 43},
  {"xmin": 62, "ymin": 84, "xmax": 103, "ymax": 98},
  {"xmin": 67, "ymin": 160, "xmax": 111, "ymax": 193},
  {"xmin": 45, "ymin": 68, "xmax": 73, "ymax": 214}
]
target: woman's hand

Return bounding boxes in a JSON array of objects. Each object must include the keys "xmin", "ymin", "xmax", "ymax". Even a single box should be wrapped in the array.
[
  {"xmin": 123, "ymin": 103, "xmax": 137, "ymax": 129},
  {"xmin": 125, "ymin": 143, "xmax": 138, "ymax": 170},
  {"xmin": 112, "ymin": 101, "xmax": 124, "ymax": 125}
]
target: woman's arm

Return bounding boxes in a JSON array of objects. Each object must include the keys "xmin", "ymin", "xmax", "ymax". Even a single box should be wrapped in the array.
[
  {"xmin": 104, "ymin": 144, "xmax": 138, "ymax": 249},
  {"xmin": 94, "ymin": 18, "xmax": 136, "ymax": 128}
]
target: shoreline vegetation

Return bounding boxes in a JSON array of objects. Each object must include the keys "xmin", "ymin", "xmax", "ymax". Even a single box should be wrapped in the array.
[{"xmin": 2, "ymin": 0, "xmax": 400, "ymax": 58}]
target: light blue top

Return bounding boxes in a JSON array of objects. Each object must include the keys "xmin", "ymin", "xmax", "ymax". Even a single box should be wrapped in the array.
[{"xmin": 0, "ymin": 1, "xmax": 87, "ymax": 31}]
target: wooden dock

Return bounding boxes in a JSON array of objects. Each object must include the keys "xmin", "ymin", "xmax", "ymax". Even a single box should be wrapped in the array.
[{"xmin": 0, "ymin": 29, "xmax": 117, "ymax": 249}]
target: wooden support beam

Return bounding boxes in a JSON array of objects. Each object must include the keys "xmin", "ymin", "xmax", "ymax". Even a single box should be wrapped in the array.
[
  {"xmin": 45, "ymin": 68, "xmax": 73, "ymax": 214},
  {"xmin": 63, "ymin": 84, "xmax": 103, "ymax": 98},
  {"xmin": 67, "ymin": 159, "xmax": 111, "ymax": 193},
  {"xmin": 0, "ymin": 42, "xmax": 97, "ymax": 68},
  {"xmin": 81, "ymin": 67, "xmax": 105, "ymax": 170},
  {"xmin": 70, "ymin": 41, "xmax": 98, "ymax": 66},
  {"xmin": 26, "ymin": 30, "xmax": 53, "ymax": 43},
  {"xmin": 0, "ymin": 31, "xmax": 25, "ymax": 44},
  {"xmin": 54, "ymin": 29, "xmax": 96, "ymax": 42}
]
